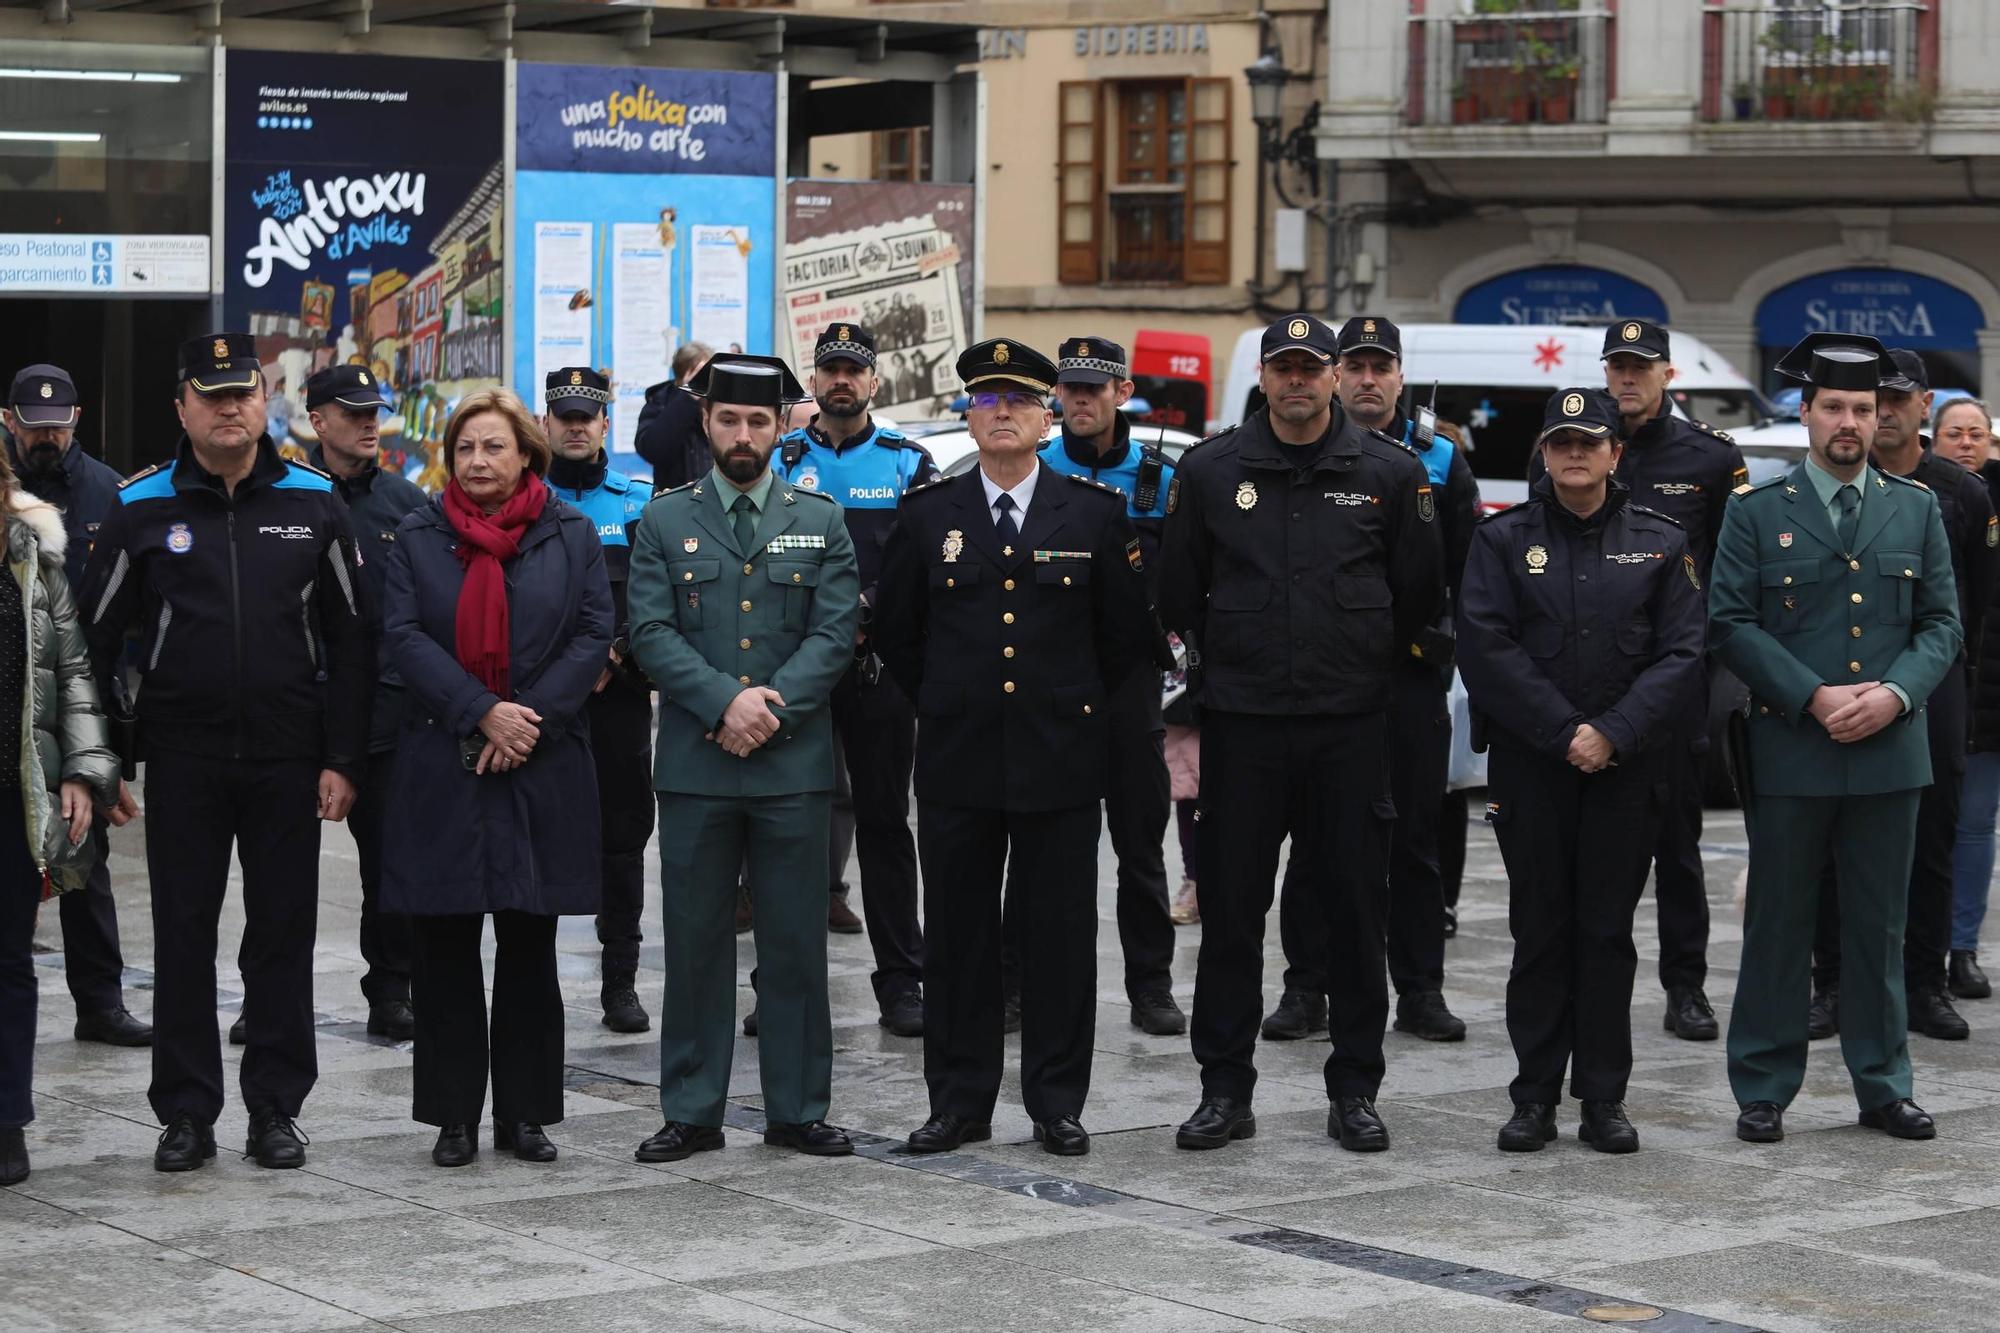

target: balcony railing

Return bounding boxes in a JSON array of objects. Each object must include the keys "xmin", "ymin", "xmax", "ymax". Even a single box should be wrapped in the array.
[
  {"xmin": 1408, "ymin": 8, "xmax": 1613, "ymax": 128},
  {"xmin": 1702, "ymin": 2, "xmax": 1933, "ymax": 125}
]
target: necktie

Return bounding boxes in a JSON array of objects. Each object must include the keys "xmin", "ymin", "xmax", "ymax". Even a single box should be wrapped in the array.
[
  {"xmin": 994, "ymin": 492, "xmax": 1019, "ymax": 553},
  {"xmin": 1835, "ymin": 483, "xmax": 1859, "ymax": 551},
  {"xmin": 732, "ymin": 493, "xmax": 757, "ymax": 553}
]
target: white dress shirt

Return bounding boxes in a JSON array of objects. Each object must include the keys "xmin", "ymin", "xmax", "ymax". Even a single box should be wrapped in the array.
[{"xmin": 979, "ymin": 462, "xmax": 1040, "ymax": 532}]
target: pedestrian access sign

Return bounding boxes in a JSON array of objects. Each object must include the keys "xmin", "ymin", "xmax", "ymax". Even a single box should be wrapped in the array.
[{"xmin": 0, "ymin": 234, "xmax": 211, "ymax": 295}]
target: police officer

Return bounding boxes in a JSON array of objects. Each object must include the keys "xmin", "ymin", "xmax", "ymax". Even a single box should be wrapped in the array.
[
  {"xmin": 777, "ymin": 322, "xmax": 933, "ymax": 1036},
  {"xmin": 1159, "ymin": 314, "xmax": 1442, "ymax": 1154},
  {"xmin": 1710, "ymin": 333, "xmax": 1960, "ymax": 1145},
  {"xmin": 1527, "ymin": 319, "xmax": 1746, "ymax": 1043},
  {"xmin": 299, "ymin": 363, "xmax": 426, "ymax": 1040},
  {"xmin": 80, "ymin": 334, "xmax": 373, "ymax": 1172},
  {"xmin": 1264, "ymin": 316, "xmax": 1477, "ymax": 1045},
  {"xmin": 1810, "ymin": 348, "xmax": 1996, "ymax": 1043},
  {"xmin": 1029, "ymin": 334, "xmax": 1184, "ymax": 1038},
  {"xmin": 541, "ymin": 366, "xmax": 656, "ymax": 1035},
  {"xmin": 2, "ymin": 364, "xmax": 149, "ymax": 1047},
  {"xmin": 625, "ymin": 353, "xmax": 860, "ymax": 1163},
  {"xmin": 874, "ymin": 338, "xmax": 1155, "ymax": 1157},
  {"xmin": 1458, "ymin": 389, "xmax": 1706, "ymax": 1154}
]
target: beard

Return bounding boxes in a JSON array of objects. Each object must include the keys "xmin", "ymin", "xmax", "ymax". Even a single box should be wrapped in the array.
[
  {"xmin": 815, "ymin": 390, "xmax": 864, "ymax": 420},
  {"xmin": 713, "ymin": 442, "xmax": 769, "ymax": 484},
  {"xmin": 19, "ymin": 441, "xmax": 63, "ymax": 475},
  {"xmin": 1826, "ymin": 434, "xmax": 1867, "ymax": 466}
]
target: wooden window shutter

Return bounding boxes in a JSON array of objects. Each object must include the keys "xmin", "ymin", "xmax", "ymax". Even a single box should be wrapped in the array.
[
  {"xmin": 1058, "ymin": 81, "xmax": 1103, "ymax": 286},
  {"xmin": 1184, "ymin": 77, "xmax": 1231, "ymax": 286}
]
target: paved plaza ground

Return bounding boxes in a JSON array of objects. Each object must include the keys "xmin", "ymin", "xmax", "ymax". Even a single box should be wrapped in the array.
[{"xmin": 9, "ymin": 789, "xmax": 2000, "ymax": 1332}]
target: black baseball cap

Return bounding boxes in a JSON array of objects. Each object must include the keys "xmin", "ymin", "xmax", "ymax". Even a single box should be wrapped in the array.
[
  {"xmin": 1055, "ymin": 335, "xmax": 1128, "ymax": 386},
  {"xmin": 305, "ymin": 364, "xmax": 388, "ymax": 412},
  {"xmin": 1537, "ymin": 387, "xmax": 1620, "ymax": 443},
  {"xmin": 685, "ymin": 354, "xmax": 808, "ymax": 409},
  {"xmin": 814, "ymin": 323, "xmax": 877, "ymax": 369},
  {"xmin": 1261, "ymin": 313, "xmax": 1336, "ymax": 363},
  {"xmin": 545, "ymin": 366, "xmax": 612, "ymax": 417},
  {"xmin": 1882, "ymin": 348, "xmax": 1930, "ymax": 393},
  {"xmin": 178, "ymin": 333, "xmax": 261, "ymax": 395},
  {"xmin": 1602, "ymin": 319, "xmax": 1671, "ymax": 361},
  {"xmin": 7, "ymin": 364, "xmax": 78, "ymax": 428},
  {"xmin": 958, "ymin": 338, "xmax": 1056, "ymax": 395},
  {"xmin": 1772, "ymin": 333, "xmax": 1894, "ymax": 390},
  {"xmin": 1335, "ymin": 316, "xmax": 1401, "ymax": 360}
]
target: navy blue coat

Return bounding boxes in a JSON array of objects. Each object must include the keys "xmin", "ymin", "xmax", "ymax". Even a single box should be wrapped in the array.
[{"xmin": 378, "ymin": 493, "xmax": 614, "ymax": 916}]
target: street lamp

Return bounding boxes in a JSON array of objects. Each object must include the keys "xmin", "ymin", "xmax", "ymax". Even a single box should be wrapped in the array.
[
  {"xmin": 1242, "ymin": 51, "xmax": 1319, "ymax": 206},
  {"xmin": 1245, "ymin": 52, "xmax": 1287, "ymax": 128}
]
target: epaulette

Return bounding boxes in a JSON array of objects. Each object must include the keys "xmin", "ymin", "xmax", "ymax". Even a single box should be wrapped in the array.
[
  {"xmin": 286, "ymin": 459, "xmax": 333, "ymax": 482},
  {"xmin": 784, "ymin": 484, "xmax": 838, "ymax": 503},
  {"xmin": 1057, "ymin": 471, "xmax": 1123, "ymax": 497},
  {"xmin": 118, "ymin": 462, "xmax": 168, "ymax": 489},
  {"xmin": 901, "ymin": 473, "xmax": 952, "ymax": 500},
  {"xmin": 628, "ymin": 474, "xmax": 653, "ymax": 491},
  {"xmin": 1886, "ymin": 471, "xmax": 1930, "ymax": 492},
  {"xmin": 1181, "ymin": 425, "xmax": 1237, "ymax": 456},
  {"xmin": 1689, "ymin": 419, "xmax": 1734, "ymax": 444},
  {"xmin": 1628, "ymin": 503, "xmax": 1685, "ymax": 529},
  {"xmin": 1733, "ymin": 474, "xmax": 1785, "ymax": 497},
  {"xmin": 644, "ymin": 480, "xmax": 698, "ymax": 508}
]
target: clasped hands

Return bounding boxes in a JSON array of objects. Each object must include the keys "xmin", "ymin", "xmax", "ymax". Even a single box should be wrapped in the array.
[
  {"xmin": 1807, "ymin": 681, "xmax": 1901, "ymax": 743},
  {"xmin": 1566, "ymin": 723, "xmax": 1616, "ymax": 774},
  {"xmin": 708, "ymin": 686, "xmax": 786, "ymax": 758},
  {"xmin": 476, "ymin": 700, "xmax": 543, "ymax": 775}
]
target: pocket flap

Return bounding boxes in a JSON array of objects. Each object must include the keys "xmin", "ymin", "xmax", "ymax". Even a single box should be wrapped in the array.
[
  {"xmin": 1759, "ymin": 558, "xmax": 1819, "ymax": 589},
  {"xmin": 768, "ymin": 561, "xmax": 820, "ymax": 588},
  {"xmin": 1036, "ymin": 563, "xmax": 1092, "ymax": 588},
  {"xmin": 668, "ymin": 557, "xmax": 721, "ymax": 586},
  {"xmin": 1050, "ymin": 683, "xmax": 1104, "ymax": 718},
  {"xmin": 1334, "ymin": 573, "xmax": 1392, "ymax": 609},
  {"xmin": 930, "ymin": 565, "xmax": 982, "ymax": 589},
  {"xmin": 1877, "ymin": 552, "xmax": 1920, "ymax": 580}
]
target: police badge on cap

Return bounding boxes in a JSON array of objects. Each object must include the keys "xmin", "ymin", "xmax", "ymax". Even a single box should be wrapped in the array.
[
  {"xmin": 305, "ymin": 364, "xmax": 389, "ymax": 413},
  {"xmin": 178, "ymin": 333, "xmax": 261, "ymax": 395},
  {"xmin": 1601, "ymin": 319, "xmax": 1671, "ymax": 362},
  {"xmin": 1055, "ymin": 335, "xmax": 1128, "ymax": 386},
  {"xmin": 1335, "ymin": 316, "xmax": 1402, "ymax": 361},
  {"xmin": 1260, "ymin": 314, "xmax": 1336, "ymax": 363},
  {"xmin": 6, "ymin": 364, "xmax": 79, "ymax": 428},
  {"xmin": 814, "ymin": 323, "xmax": 877, "ymax": 369},
  {"xmin": 545, "ymin": 366, "xmax": 613, "ymax": 417},
  {"xmin": 1536, "ymin": 387, "xmax": 1620, "ymax": 442},
  {"xmin": 958, "ymin": 338, "xmax": 1057, "ymax": 394}
]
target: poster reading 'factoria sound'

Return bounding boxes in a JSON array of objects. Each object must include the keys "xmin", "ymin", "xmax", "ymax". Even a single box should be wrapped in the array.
[{"xmin": 224, "ymin": 51, "xmax": 504, "ymax": 487}]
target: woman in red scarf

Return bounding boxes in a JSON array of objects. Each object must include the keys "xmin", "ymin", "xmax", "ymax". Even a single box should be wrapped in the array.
[{"xmin": 379, "ymin": 389, "xmax": 613, "ymax": 1169}]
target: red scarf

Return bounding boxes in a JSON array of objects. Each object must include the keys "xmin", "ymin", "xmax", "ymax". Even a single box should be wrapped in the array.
[{"xmin": 442, "ymin": 472, "xmax": 548, "ymax": 700}]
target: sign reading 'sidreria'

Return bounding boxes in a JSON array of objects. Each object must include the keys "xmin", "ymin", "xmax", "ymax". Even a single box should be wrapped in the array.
[{"xmin": 224, "ymin": 51, "xmax": 504, "ymax": 486}]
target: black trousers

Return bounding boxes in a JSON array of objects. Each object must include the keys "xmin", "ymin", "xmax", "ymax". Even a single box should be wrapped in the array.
[
  {"xmin": 57, "ymin": 817, "xmax": 126, "ymax": 1015},
  {"xmin": 920, "ymin": 800, "xmax": 1099, "ymax": 1124},
  {"xmin": 1279, "ymin": 669, "xmax": 1448, "ymax": 999},
  {"xmin": 832, "ymin": 661, "xmax": 923, "ymax": 1002},
  {"xmin": 144, "ymin": 750, "xmax": 321, "ymax": 1125},
  {"xmin": 1490, "ymin": 742, "xmax": 1662, "ymax": 1103},
  {"xmin": 0, "ymin": 804, "xmax": 40, "ymax": 1128},
  {"xmin": 1003, "ymin": 671, "xmax": 1175, "ymax": 1000},
  {"xmin": 410, "ymin": 911, "xmax": 564, "ymax": 1126},
  {"xmin": 1651, "ymin": 729, "xmax": 1711, "ymax": 991},
  {"xmin": 589, "ymin": 684, "xmax": 657, "ymax": 984},
  {"xmin": 1814, "ymin": 659, "xmax": 1963, "ymax": 994},
  {"xmin": 1439, "ymin": 789, "xmax": 1467, "ymax": 910},
  {"xmin": 1193, "ymin": 710, "xmax": 1391, "ymax": 1102},
  {"xmin": 348, "ymin": 749, "xmax": 411, "ymax": 1004}
]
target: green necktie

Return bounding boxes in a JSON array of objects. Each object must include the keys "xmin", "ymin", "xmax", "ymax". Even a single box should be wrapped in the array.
[
  {"xmin": 1835, "ymin": 483, "xmax": 1859, "ymax": 551},
  {"xmin": 732, "ymin": 493, "xmax": 757, "ymax": 553}
]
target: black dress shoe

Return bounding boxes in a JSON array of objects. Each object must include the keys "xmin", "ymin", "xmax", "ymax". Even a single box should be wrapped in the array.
[
  {"xmin": 228, "ymin": 1013, "xmax": 247, "ymax": 1046},
  {"xmin": 1579, "ymin": 1100, "xmax": 1639, "ymax": 1154},
  {"xmin": 906, "ymin": 1113, "xmax": 992, "ymax": 1153},
  {"xmin": 431, "ymin": 1124, "xmax": 476, "ymax": 1167},
  {"xmin": 1033, "ymin": 1115, "xmax": 1090, "ymax": 1156},
  {"xmin": 1394, "ymin": 990, "xmax": 1466, "ymax": 1042},
  {"xmin": 1859, "ymin": 1098, "xmax": 1936, "ymax": 1140},
  {"xmin": 495, "ymin": 1120, "xmax": 557, "ymax": 1162},
  {"xmin": 1129, "ymin": 990, "xmax": 1187, "ymax": 1037},
  {"xmin": 742, "ymin": 1003, "xmax": 759, "ymax": 1038},
  {"xmin": 1261, "ymin": 989, "xmax": 1328, "ymax": 1041},
  {"xmin": 1177, "ymin": 1097, "xmax": 1256, "ymax": 1149},
  {"xmin": 1497, "ymin": 1102, "xmax": 1556, "ymax": 1152},
  {"xmin": 154, "ymin": 1113, "xmax": 216, "ymax": 1172},
  {"xmin": 1328, "ymin": 1097, "xmax": 1391, "ymax": 1152},
  {"xmin": 245, "ymin": 1109, "xmax": 307, "ymax": 1169},
  {"xmin": 1663, "ymin": 986, "xmax": 1719, "ymax": 1041},
  {"xmin": 1736, "ymin": 1101, "xmax": 1784, "ymax": 1143},
  {"xmin": 601, "ymin": 987, "xmax": 651, "ymax": 1034},
  {"xmin": 367, "ymin": 999, "xmax": 415, "ymax": 1041},
  {"xmin": 878, "ymin": 991, "xmax": 924, "ymax": 1038},
  {"xmin": 0, "ymin": 1126, "xmax": 27, "ymax": 1186},
  {"xmin": 1909, "ymin": 985, "xmax": 1971, "ymax": 1040},
  {"xmin": 1002, "ymin": 990, "xmax": 1022, "ymax": 1035},
  {"xmin": 1950, "ymin": 950, "xmax": 1992, "ymax": 1001},
  {"xmin": 74, "ymin": 1007, "xmax": 153, "ymax": 1047},
  {"xmin": 635, "ymin": 1122, "xmax": 725, "ymax": 1163},
  {"xmin": 764, "ymin": 1119, "xmax": 853, "ymax": 1156},
  {"xmin": 1808, "ymin": 987, "xmax": 1839, "ymax": 1041}
]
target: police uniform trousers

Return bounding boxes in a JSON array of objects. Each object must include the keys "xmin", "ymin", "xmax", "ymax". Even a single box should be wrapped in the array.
[
  {"xmin": 1440, "ymin": 790, "xmax": 1467, "ymax": 911},
  {"xmin": 1488, "ymin": 742, "xmax": 1663, "ymax": 1105},
  {"xmin": 1000, "ymin": 670, "xmax": 1174, "ymax": 1003},
  {"xmin": 1193, "ymin": 710, "xmax": 1391, "ymax": 1102},
  {"xmin": 350, "ymin": 748, "xmax": 411, "ymax": 1005},
  {"xmin": 658, "ymin": 792, "xmax": 832, "ymax": 1127},
  {"xmin": 144, "ymin": 750, "xmax": 322, "ymax": 1125},
  {"xmin": 57, "ymin": 817, "xmax": 127, "ymax": 1016},
  {"xmin": 920, "ymin": 799, "xmax": 1100, "ymax": 1124},
  {"xmin": 1278, "ymin": 667, "xmax": 1448, "ymax": 1000},
  {"xmin": 1811, "ymin": 660, "xmax": 1963, "ymax": 998},
  {"xmin": 589, "ymin": 684, "xmax": 657, "ymax": 984},
  {"xmin": 1651, "ymin": 707, "xmax": 1713, "ymax": 994},
  {"xmin": 0, "ymin": 803, "xmax": 44, "ymax": 1128},
  {"xmin": 1729, "ymin": 790, "xmax": 1920, "ymax": 1111},
  {"xmin": 410, "ymin": 911, "xmax": 563, "ymax": 1126},
  {"xmin": 830, "ymin": 661, "xmax": 923, "ymax": 1002}
]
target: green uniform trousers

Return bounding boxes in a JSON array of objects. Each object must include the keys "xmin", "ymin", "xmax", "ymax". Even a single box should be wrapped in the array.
[
  {"xmin": 1727, "ymin": 790, "xmax": 1918, "ymax": 1112},
  {"xmin": 657, "ymin": 791, "xmax": 832, "ymax": 1128}
]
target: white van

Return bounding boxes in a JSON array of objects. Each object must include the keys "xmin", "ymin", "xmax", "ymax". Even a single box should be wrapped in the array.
[{"xmin": 1216, "ymin": 323, "xmax": 1769, "ymax": 509}]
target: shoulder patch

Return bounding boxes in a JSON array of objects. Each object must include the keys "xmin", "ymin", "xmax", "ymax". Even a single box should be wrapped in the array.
[{"xmin": 1627, "ymin": 503, "xmax": 1685, "ymax": 529}]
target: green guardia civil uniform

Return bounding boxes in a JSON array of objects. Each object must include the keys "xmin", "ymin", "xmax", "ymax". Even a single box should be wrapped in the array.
[
  {"xmin": 1708, "ymin": 452, "xmax": 1960, "ymax": 1113},
  {"xmin": 628, "ymin": 446, "xmax": 859, "ymax": 1129}
]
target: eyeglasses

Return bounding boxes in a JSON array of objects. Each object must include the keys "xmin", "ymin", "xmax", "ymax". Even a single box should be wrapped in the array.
[{"xmin": 969, "ymin": 391, "xmax": 1046, "ymax": 412}]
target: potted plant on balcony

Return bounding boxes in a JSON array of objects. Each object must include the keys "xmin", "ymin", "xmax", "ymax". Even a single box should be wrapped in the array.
[
  {"xmin": 1452, "ymin": 79, "xmax": 1479, "ymax": 125},
  {"xmin": 1764, "ymin": 83, "xmax": 1795, "ymax": 121},
  {"xmin": 1538, "ymin": 56, "xmax": 1581, "ymax": 124},
  {"xmin": 1797, "ymin": 74, "xmax": 1832, "ymax": 120},
  {"xmin": 1732, "ymin": 81, "xmax": 1756, "ymax": 121}
]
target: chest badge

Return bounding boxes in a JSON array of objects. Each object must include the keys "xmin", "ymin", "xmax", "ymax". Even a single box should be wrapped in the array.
[
  {"xmin": 1778, "ymin": 532, "xmax": 1793, "ymax": 548},
  {"xmin": 795, "ymin": 469, "xmax": 819, "ymax": 491},
  {"xmin": 1525, "ymin": 544, "xmax": 1549, "ymax": 575},
  {"xmin": 166, "ymin": 522, "xmax": 194, "ymax": 555},
  {"xmin": 1235, "ymin": 481, "xmax": 1258, "ymax": 511},
  {"xmin": 942, "ymin": 529, "xmax": 964, "ymax": 563},
  {"xmin": 683, "ymin": 537, "xmax": 700, "ymax": 553}
]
